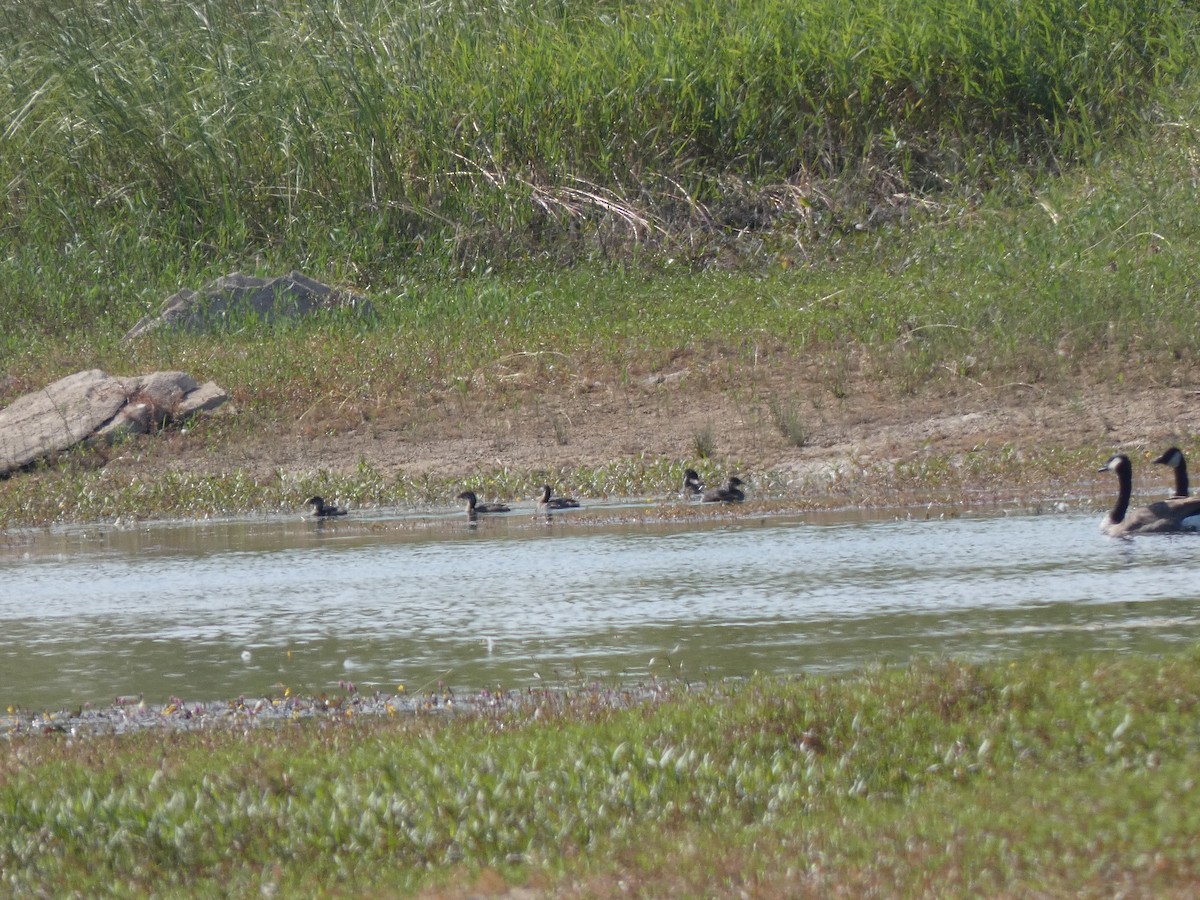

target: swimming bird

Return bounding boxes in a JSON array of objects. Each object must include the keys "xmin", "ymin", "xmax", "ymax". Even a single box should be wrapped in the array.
[
  {"xmin": 1154, "ymin": 447, "xmax": 1190, "ymax": 498},
  {"xmin": 682, "ymin": 469, "xmax": 705, "ymax": 499},
  {"xmin": 702, "ymin": 476, "xmax": 746, "ymax": 503},
  {"xmin": 304, "ymin": 496, "xmax": 347, "ymax": 517},
  {"xmin": 537, "ymin": 484, "xmax": 580, "ymax": 513},
  {"xmin": 456, "ymin": 490, "xmax": 511, "ymax": 517},
  {"xmin": 1098, "ymin": 454, "xmax": 1200, "ymax": 536}
]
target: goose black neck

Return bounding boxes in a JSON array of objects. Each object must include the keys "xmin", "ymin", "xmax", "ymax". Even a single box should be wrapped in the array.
[
  {"xmin": 1175, "ymin": 459, "xmax": 1190, "ymax": 497},
  {"xmin": 1110, "ymin": 462, "xmax": 1132, "ymax": 524}
]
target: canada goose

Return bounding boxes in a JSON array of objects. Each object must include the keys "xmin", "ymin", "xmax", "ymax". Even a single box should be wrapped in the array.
[
  {"xmin": 702, "ymin": 476, "xmax": 746, "ymax": 503},
  {"xmin": 682, "ymin": 469, "xmax": 705, "ymax": 499},
  {"xmin": 1153, "ymin": 447, "xmax": 1189, "ymax": 498},
  {"xmin": 456, "ymin": 490, "xmax": 511, "ymax": 517},
  {"xmin": 1099, "ymin": 454, "xmax": 1200, "ymax": 536},
  {"xmin": 304, "ymin": 496, "xmax": 347, "ymax": 517},
  {"xmin": 537, "ymin": 484, "xmax": 580, "ymax": 513}
]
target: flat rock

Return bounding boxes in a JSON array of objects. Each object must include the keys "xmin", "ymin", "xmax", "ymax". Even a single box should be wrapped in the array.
[
  {"xmin": 0, "ymin": 370, "xmax": 127, "ymax": 474},
  {"xmin": 121, "ymin": 371, "xmax": 199, "ymax": 411},
  {"xmin": 1, "ymin": 370, "xmax": 230, "ymax": 474},
  {"xmin": 123, "ymin": 270, "xmax": 373, "ymax": 341}
]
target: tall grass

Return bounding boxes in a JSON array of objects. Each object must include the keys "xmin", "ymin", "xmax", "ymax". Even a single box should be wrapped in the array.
[{"xmin": 1, "ymin": 0, "xmax": 1195, "ymax": 336}]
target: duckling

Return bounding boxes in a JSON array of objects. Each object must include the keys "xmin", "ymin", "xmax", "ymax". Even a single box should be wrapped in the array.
[
  {"xmin": 537, "ymin": 484, "xmax": 580, "ymax": 513},
  {"xmin": 1154, "ymin": 447, "xmax": 1190, "ymax": 498},
  {"xmin": 304, "ymin": 496, "xmax": 347, "ymax": 518},
  {"xmin": 702, "ymin": 476, "xmax": 746, "ymax": 503},
  {"xmin": 456, "ymin": 490, "xmax": 511, "ymax": 516},
  {"xmin": 682, "ymin": 469, "xmax": 705, "ymax": 499},
  {"xmin": 1099, "ymin": 454, "xmax": 1200, "ymax": 536}
]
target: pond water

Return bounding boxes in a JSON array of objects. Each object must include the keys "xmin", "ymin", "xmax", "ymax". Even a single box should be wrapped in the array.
[{"xmin": 2, "ymin": 502, "xmax": 1199, "ymax": 710}]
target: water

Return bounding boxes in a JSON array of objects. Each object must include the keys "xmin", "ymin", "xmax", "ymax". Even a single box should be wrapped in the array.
[{"xmin": 2, "ymin": 505, "xmax": 1199, "ymax": 709}]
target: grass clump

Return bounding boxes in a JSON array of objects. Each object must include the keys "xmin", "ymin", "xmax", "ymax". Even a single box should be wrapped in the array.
[
  {"xmin": 691, "ymin": 424, "xmax": 717, "ymax": 460},
  {"xmin": 2, "ymin": 651, "xmax": 1199, "ymax": 894},
  {"xmin": 768, "ymin": 396, "xmax": 808, "ymax": 447}
]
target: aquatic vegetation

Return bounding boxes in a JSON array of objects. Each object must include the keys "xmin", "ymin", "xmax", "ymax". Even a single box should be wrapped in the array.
[{"xmin": 0, "ymin": 451, "xmax": 752, "ymax": 526}]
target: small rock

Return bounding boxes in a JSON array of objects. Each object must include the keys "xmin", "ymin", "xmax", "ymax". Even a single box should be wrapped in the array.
[{"xmin": 176, "ymin": 381, "xmax": 229, "ymax": 418}]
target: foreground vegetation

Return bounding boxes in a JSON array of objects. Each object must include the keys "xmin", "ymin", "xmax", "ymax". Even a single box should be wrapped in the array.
[{"xmin": 1, "ymin": 652, "xmax": 1198, "ymax": 895}]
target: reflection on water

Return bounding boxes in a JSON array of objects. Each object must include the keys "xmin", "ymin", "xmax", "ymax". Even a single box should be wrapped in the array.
[{"xmin": 2, "ymin": 505, "xmax": 1199, "ymax": 709}]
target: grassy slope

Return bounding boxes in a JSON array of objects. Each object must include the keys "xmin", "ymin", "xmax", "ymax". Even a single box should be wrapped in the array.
[
  {"xmin": 4, "ymin": 120, "xmax": 1200, "ymax": 525},
  {"xmin": 1, "ymin": 653, "xmax": 1198, "ymax": 895},
  {"xmin": 2, "ymin": 0, "xmax": 1200, "ymax": 524},
  {"xmin": 1, "ymin": 0, "xmax": 1196, "ymax": 340}
]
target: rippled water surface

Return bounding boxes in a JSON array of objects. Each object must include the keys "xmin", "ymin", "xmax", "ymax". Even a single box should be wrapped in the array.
[{"xmin": 3, "ymin": 504, "xmax": 1200, "ymax": 709}]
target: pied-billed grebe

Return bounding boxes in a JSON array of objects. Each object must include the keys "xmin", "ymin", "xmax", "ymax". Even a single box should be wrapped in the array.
[
  {"xmin": 702, "ymin": 476, "xmax": 745, "ymax": 503},
  {"xmin": 1154, "ymin": 447, "xmax": 1190, "ymax": 498},
  {"xmin": 304, "ymin": 496, "xmax": 347, "ymax": 517},
  {"xmin": 537, "ymin": 484, "xmax": 580, "ymax": 512},
  {"xmin": 682, "ymin": 468, "xmax": 705, "ymax": 499},
  {"xmin": 1099, "ymin": 454, "xmax": 1200, "ymax": 536},
  {"xmin": 457, "ymin": 490, "xmax": 511, "ymax": 515}
]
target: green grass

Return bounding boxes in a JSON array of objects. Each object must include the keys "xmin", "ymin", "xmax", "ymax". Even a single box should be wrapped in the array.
[
  {"xmin": 0, "ymin": 453, "xmax": 726, "ymax": 524},
  {"xmin": 1, "ymin": 0, "xmax": 1197, "ymax": 336},
  {"xmin": 2, "ymin": 651, "xmax": 1199, "ymax": 895},
  {"xmin": 7, "ymin": 105, "xmax": 1200, "ymax": 411}
]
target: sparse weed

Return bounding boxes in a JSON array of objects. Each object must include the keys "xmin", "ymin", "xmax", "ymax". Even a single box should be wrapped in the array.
[
  {"xmin": 691, "ymin": 426, "xmax": 717, "ymax": 460},
  {"xmin": 551, "ymin": 411, "xmax": 571, "ymax": 446},
  {"xmin": 768, "ymin": 397, "xmax": 808, "ymax": 447}
]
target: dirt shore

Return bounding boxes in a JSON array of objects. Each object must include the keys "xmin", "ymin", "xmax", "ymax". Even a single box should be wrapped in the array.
[{"xmin": 145, "ymin": 360, "xmax": 1200, "ymax": 498}]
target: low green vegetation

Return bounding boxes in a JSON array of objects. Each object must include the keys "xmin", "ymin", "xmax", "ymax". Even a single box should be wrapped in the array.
[
  {"xmin": 0, "ymin": 454, "xmax": 708, "ymax": 524},
  {"xmin": 2, "ymin": 652, "xmax": 1198, "ymax": 895}
]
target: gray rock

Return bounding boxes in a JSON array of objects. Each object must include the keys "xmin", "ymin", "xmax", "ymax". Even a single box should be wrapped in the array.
[
  {"xmin": 175, "ymin": 381, "xmax": 229, "ymax": 418},
  {"xmin": 1, "ymin": 369, "xmax": 230, "ymax": 475},
  {"xmin": 94, "ymin": 401, "xmax": 156, "ymax": 441},
  {"xmin": 123, "ymin": 270, "xmax": 373, "ymax": 341},
  {"xmin": 0, "ymin": 370, "xmax": 127, "ymax": 473},
  {"xmin": 121, "ymin": 371, "xmax": 199, "ymax": 411}
]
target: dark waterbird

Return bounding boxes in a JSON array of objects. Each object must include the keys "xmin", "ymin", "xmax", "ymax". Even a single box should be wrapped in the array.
[
  {"xmin": 456, "ymin": 490, "xmax": 511, "ymax": 517},
  {"xmin": 304, "ymin": 496, "xmax": 347, "ymax": 517},
  {"xmin": 702, "ymin": 476, "xmax": 745, "ymax": 503},
  {"xmin": 1154, "ymin": 446, "xmax": 1190, "ymax": 498},
  {"xmin": 682, "ymin": 469, "xmax": 705, "ymax": 499},
  {"xmin": 537, "ymin": 484, "xmax": 580, "ymax": 514}
]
